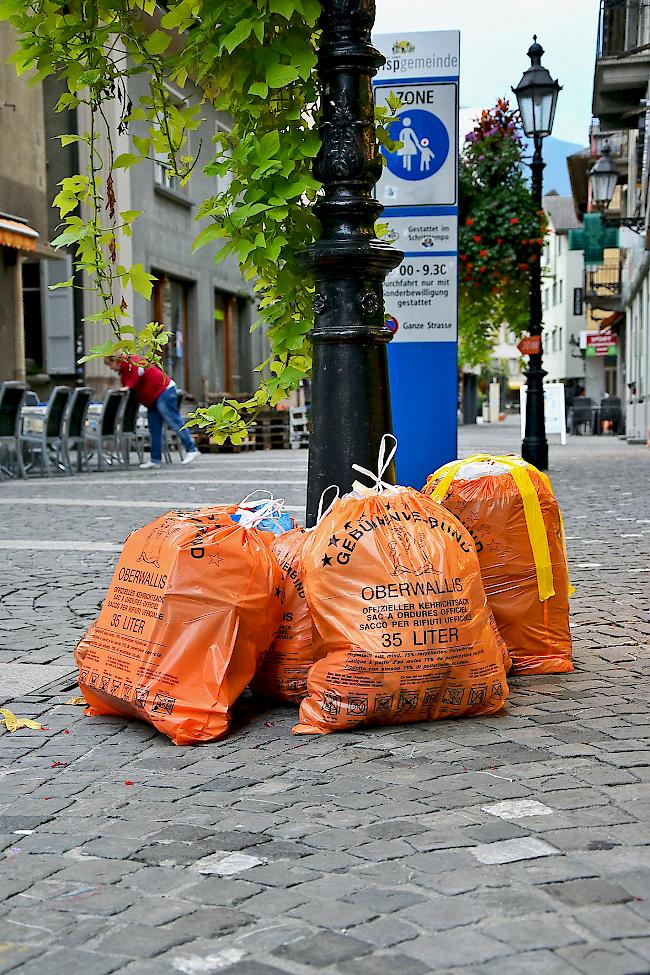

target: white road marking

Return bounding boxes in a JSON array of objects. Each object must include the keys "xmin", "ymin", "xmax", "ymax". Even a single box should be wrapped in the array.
[
  {"xmin": 0, "ymin": 498, "xmax": 303, "ymax": 512},
  {"xmin": 482, "ymin": 799, "xmax": 553, "ymax": 820},
  {"xmin": 6, "ymin": 477, "xmax": 307, "ymax": 487},
  {"xmin": 471, "ymin": 838, "xmax": 559, "ymax": 864},
  {"xmin": 0, "ymin": 540, "xmax": 122, "ymax": 551}
]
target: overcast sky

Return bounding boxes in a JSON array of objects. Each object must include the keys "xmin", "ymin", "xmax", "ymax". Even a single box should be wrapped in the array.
[{"xmin": 374, "ymin": 0, "xmax": 599, "ymax": 145}]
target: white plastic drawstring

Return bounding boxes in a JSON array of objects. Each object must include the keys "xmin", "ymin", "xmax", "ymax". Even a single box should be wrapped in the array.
[
  {"xmin": 351, "ymin": 433, "xmax": 398, "ymax": 493},
  {"xmin": 235, "ymin": 490, "xmax": 286, "ymax": 528},
  {"xmin": 316, "ymin": 485, "xmax": 339, "ymax": 525}
]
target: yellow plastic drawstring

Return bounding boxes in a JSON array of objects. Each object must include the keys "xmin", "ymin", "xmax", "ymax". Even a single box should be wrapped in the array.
[{"xmin": 428, "ymin": 454, "xmax": 566, "ymax": 602}]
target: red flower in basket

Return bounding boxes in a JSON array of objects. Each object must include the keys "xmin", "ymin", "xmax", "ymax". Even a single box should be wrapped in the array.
[
  {"xmin": 510, "ymin": 217, "xmax": 519, "ymax": 225},
  {"xmin": 479, "ymin": 249, "xmax": 489, "ymax": 257},
  {"xmin": 473, "ymin": 235, "xmax": 481, "ymax": 243},
  {"xmin": 466, "ymin": 218, "xmax": 474, "ymax": 226}
]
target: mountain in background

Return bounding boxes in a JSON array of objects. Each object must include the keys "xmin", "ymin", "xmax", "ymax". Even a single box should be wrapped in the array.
[
  {"xmin": 458, "ymin": 107, "xmax": 585, "ymax": 197},
  {"xmin": 526, "ymin": 137, "xmax": 586, "ymax": 196}
]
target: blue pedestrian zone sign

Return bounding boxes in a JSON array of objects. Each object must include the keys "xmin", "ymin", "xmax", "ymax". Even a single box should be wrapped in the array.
[
  {"xmin": 383, "ymin": 109, "xmax": 450, "ymax": 181},
  {"xmin": 375, "ymin": 82, "xmax": 457, "ymax": 208}
]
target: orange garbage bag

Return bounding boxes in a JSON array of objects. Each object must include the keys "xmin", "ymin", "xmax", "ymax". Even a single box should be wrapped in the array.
[
  {"xmin": 251, "ymin": 528, "xmax": 313, "ymax": 703},
  {"xmin": 74, "ymin": 505, "xmax": 283, "ymax": 744},
  {"xmin": 293, "ymin": 450, "xmax": 509, "ymax": 734},
  {"xmin": 424, "ymin": 454, "xmax": 573, "ymax": 676}
]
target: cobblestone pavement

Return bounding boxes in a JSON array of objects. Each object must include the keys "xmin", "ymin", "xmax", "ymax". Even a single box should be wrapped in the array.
[{"xmin": 1, "ymin": 424, "xmax": 649, "ymax": 975}]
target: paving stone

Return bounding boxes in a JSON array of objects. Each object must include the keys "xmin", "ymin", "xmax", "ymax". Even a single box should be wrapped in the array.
[
  {"xmin": 572, "ymin": 905, "xmax": 650, "ymax": 939},
  {"xmin": 2, "ymin": 431, "xmax": 650, "ymax": 974},
  {"xmin": 337, "ymin": 951, "xmax": 430, "ymax": 975},
  {"xmin": 0, "ymin": 945, "xmax": 46, "ymax": 975},
  {"xmin": 402, "ymin": 928, "xmax": 507, "ymax": 967},
  {"xmin": 346, "ymin": 887, "xmax": 428, "ymax": 914},
  {"xmin": 481, "ymin": 915, "xmax": 585, "ymax": 950},
  {"xmin": 273, "ymin": 931, "xmax": 373, "ymax": 966},
  {"xmin": 220, "ymin": 963, "xmax": 296, "ymax": 975},
  {"xmin": 161, "ymin": 907, "xmax": 252, "ymax": 941},
  {"xmin": 350, "ymin": 916, "xmax": 419, "ymax": 947},
  {"xmin": 9, "ymin": 947, "xmax": 128, "ymax": 975},
  {"xmin": 470, "ymin": 949, "xmax": 585, "ymax": 974},
  {"xmin": 556, "ymin": 942, "xmax": 650, "ymax": 975},
  {"xmin": 542, "ymin": 878, "xmax": 634, "ymax": 906},
  {"xmin": 91, "ymin": 923, "xmax": 192, "ymax": 958}
]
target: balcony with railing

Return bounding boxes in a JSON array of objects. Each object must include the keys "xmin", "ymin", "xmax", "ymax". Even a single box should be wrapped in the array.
[
  {"xmin": 594, "ymin": 0, "xmax": 650, "ymax": 128},
  {"xmin": 584, "ymin": 260, "xmax": 624, "ymax": 311}
]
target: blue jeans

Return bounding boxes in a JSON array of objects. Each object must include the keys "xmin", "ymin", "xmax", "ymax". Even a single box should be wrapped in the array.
[{"xmin": 148, "ymin": 385, "xmax": 196, "ymax": 463}]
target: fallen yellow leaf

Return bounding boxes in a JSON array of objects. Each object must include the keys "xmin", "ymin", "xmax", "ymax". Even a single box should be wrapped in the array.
[
  {"xmin": 65, "ymin": 696, "xmax": 86, "ymax": 706},
  {"xmin": 0, "ymin": 708, "xmax": 43, "ymax": 733}
]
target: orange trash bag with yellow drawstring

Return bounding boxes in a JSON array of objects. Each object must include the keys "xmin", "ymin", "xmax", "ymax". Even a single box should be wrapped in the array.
[
  {"xmin": 423, "ymin": 455, "xmax": 573, "ymax": 676},
  {"xmin": 250, "ymin": 527, "xmax": 313, "ymax": 703},
  {"xmin": 293, "ymin": 437, "xmax": 509, "ymax": 735},
  {"xmin": 74, "ymin": 501, "xmax": 283, "ymax": 744}
]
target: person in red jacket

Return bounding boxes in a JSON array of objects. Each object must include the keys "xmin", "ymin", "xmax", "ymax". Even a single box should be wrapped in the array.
[{"xmin": 104, "ymin": 355, "xmax": 199, "ymax": 469}]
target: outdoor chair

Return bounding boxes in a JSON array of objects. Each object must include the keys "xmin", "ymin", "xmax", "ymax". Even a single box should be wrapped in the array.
[
  {"xmin": 568, "ymin": 397, "xmax": 595, "ymax": 436},
  {"xmin": 20, "ymin": 385, "xmax": 71, "ymax": 476},
  {"xmin": 0, "ymin": 381, "xmax": 27, "ymax": 480},
  {"xmin": 599, "ymin": 396, "xmax": 622, "ymax": 435},
  {"xmin": 61, "ymin": 386, "xmax": 94, "ymax": 474},
  {"xmin": 84, "ymin": 389, "xmax": 124, "ymax": 471},
  {"xmin": 118, "ymin": 389, "xmax": 145, "ymax": 468}
]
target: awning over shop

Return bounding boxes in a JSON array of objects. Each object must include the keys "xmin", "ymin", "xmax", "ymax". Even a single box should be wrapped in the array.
[
  {"xmin": 0, "ymin": 215, "xmax": 39, "ymax": 252},
  {"xmin": 598, "ymin": 311, "xmax": 624, "ymax": 333}
]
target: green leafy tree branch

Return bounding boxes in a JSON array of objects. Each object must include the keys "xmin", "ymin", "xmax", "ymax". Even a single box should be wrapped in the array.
[
  {"xmin": 458, "ymin": 99, "xmax": 547, "ymax": 368},
  {"xmin": 1, "ymin": 0, "xmax": 401, "ymax": 444}
]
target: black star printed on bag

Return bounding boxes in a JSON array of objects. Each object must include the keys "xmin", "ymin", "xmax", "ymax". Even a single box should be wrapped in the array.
[
  {"xmin": 328, "ymin": 534, "xmax": 340, "ymax": 547},
  {"xmin": 322, "ymin": 553, "xmax": 333, "ymax": 567},
  {"xmin": 344, "ymin": 521, "xmax": 353, "ymax": 531}
]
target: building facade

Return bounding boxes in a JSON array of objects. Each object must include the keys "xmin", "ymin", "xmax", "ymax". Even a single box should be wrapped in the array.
[
  {"xmin": 591, "ymin": 0, "xmax": 650, "ymax": 442},
  {"xmin": 540, "ymin": 195, "xmax": 589, "ymax": 396},
  {"xmin": 0, "ymin": 23, "xmax": 65, "ymax": 387},
  {"xmin": 0, "ymin": 25, "xmax": 264, "ymax": 405}
]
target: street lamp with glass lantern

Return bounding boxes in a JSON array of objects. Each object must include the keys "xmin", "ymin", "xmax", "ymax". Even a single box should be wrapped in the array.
[
  {"xmin": 589, "ymin": 144, "xmax": 619, "ymax": 210},
  {"xmin": 512, "ymin": 36, "xmax": 561, "ymax": 471},
  {"xmin": 588, "ymin": 145, "xmax": 644, "ymax": 231}
]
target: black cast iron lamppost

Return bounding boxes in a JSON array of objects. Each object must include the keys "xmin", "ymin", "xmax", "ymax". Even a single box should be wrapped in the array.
[
  {"xmin": 512, "ymin": 36, "xmax": 561, "ymax": 471},
  {"xmin": 302, "ymin": 0, "xmax": 403, "ymax": 526}
]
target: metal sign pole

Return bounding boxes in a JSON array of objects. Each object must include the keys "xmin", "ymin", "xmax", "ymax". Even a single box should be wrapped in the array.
[{"xmin": 372, "ymin": 30, "xmax": 461, "ymax": 488}]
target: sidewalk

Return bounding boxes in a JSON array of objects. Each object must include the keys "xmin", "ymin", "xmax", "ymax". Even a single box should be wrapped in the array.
[{"xmin": 1, "ymin": 425, "xmax": 649, "ymax": 975}]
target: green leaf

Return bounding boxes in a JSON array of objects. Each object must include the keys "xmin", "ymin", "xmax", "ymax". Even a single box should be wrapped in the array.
[
  {"xmin": 269, "ymin": 0, "xmax": 296, "ymax": 19},
  {"xmin": 222, "ymin": 20, "xmax": 254, "ymax": 54},
  {"xmin": 266, "ymin": 62, "xmax": 300, "ymax": 89},
  {"xmin": 48, "ymin": 277, "xmax": 74, "ymax": 291},
  {"xmin": 112, "ymin": 153, "xmax": 141, "ymax": 170},
  {"xmin": 145, "ymin": 30, "xmax": 171, "ymax": 55},
  {"xmin": 301, "ymin": 0, "xmax": 321, "ymax": 24},
  {"xmin": 120, "ymin": 210, "xmax": 142, "ymax": 223},
  {"xmin": 58, "ymin": 134, "xmax": 83, "ymax": 147},
  {"xmin": 51, "ymin": 224, "xmax": 89, "ymax": 248},
  {"xmin": 193, "ymin": 222, "xmax": 226, "ymax": 251},
  {"xmin": 129, "ymin": 264, "xmax": 156, "ymax": 299},
  {"xmin": 132, "ymin": 134, "xmax": 151, "ymax": 157},
  {"xmin": 248, "ymin": 82, "xmax": 269, "ymax": 98}
]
